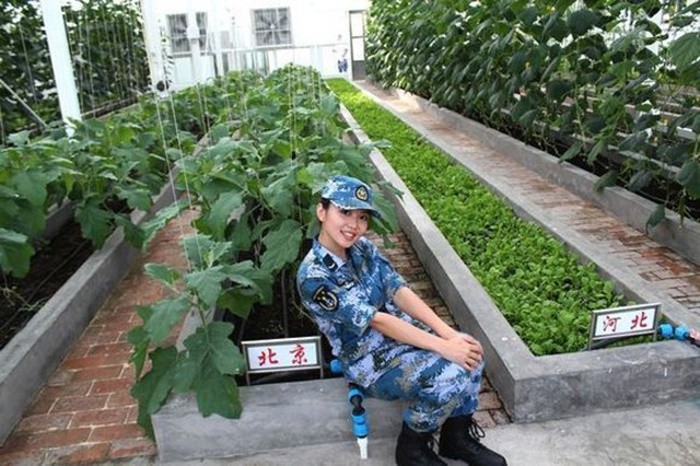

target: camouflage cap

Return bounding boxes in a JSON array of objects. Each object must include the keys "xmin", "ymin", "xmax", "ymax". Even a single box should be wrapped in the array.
[{"xmin": 321, "ymin": 175, "xmax": 381, "ymax": 218}]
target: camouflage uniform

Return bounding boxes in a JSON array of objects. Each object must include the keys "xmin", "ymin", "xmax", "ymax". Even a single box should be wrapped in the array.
[{"xmin": 297, "ymin": 236, "xmax": 483, "ymax": 433}]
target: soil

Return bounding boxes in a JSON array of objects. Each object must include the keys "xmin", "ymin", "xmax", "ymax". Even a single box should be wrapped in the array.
[{"xmin": 0, "ymin": 220, "xmax": 95, "ymax": 349}]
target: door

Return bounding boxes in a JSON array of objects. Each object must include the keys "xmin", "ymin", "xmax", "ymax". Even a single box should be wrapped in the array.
[{"xmin": 348, "ymin": 10, "xmax": 366, "ymax": 80}]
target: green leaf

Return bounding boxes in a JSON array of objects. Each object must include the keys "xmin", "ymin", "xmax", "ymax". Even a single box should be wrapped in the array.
[
  {"xmin": 567, "ymin": 9, "xmax": 599, "ymax": 37},
  {"xmin": 8, "ymin": 131, "xmax": 31, "ymax": 147},
  {"xmin": 594, "ymin": 170, "xmax": 618, "ymax": 192},
  {"xmin": 546, "ymin": 80, "xmax": 572, "ymax": 102},
  {"xmin": 131, "ymin": 346, "xmax": 178, "ymax": 439},
  {"xmin": 260, "ymin": 219, "xmax": 302, "ymax": 272},
  {"xmin": 74, "ymin": 200, "xmax": 113, "ymax": 248},
  {"xmin": 140, "ymin": 199, "xmax": 188, "ymax": 247},
  {"xmin": 192, "ymin": 356, "xmax": 242, "ymax": 418},
  {"xmin": 185, "ymin": 266, "xmax": 228, "ymax": 308},
  {"xmin": 0, "ymin": 228, "xmax": 34, "ymax": 278},
  {"xmin": 559, "ymin": 141, "xmax": 583, "ymax": 162},
  {"xmin": 11, "ymin": 171, "xmax": 47, "ymax": 207},
  {"xmin": 115, "ymin": 215, "xmax": 146, "ymax": 249},
  {"xmin": 127, "ymin": 324, "xmax": 150, "ymax": 380},
  {"xmin": 116, "ymin": 186, "xmax": 152, "ymax": 212},
  {"xmin": 518, "ymin": 6, "xmax": 539, "ymax": 27},
  {"xmin": 586, "ymin": 140, "xmax": 605, "ymax": 164},
  {"xmin": 144, "ymin": 263, "xmax": 181, "ymax": 286},
  {"xmin": 676, "ymin": 159, "xmax": 700, "ymax": 199},
  {"xmin": 205, "ymin": 192, "xmax": 243, "ymax": 240},
  {"xmin": 218, "ymin": 288, "xmax": 258, "ymax": 319},
  {"xmin": 208, "ymin": 123, "xmax": 230, "ymax": 143},
  {"xmin": 231, "ymin": 212, "xmax": 253, "ymax": 251},
  {"xmin": 628, "ymin": 170, "xmax": 652, "ymax": 193},
  {"xmin": 646, "ymin": 203, "xmax": 665, "ymax": 232},
  {"xmin": 204, "ymin": 321, "xmax": 245, "ymax": 375},
  {"xmin": 261, "ymin": 172, "xmax": 296, "ymax": 217},
  {"xmin": 668, "ymin": 32, "xmax": 700, "ymax": 72},
  {"xmin": 144, "ymin": 296, "xmax": 191, "ymax": 343}
]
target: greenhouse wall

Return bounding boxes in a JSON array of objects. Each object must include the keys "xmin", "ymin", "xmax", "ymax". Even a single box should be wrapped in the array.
[{"xmin": 143, "ymin": 0, "xmax": 369, "ymax": 88}]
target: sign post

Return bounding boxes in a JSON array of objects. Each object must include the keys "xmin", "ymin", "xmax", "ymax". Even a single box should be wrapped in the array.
[
  {"xmin": 241, "ymin": 336, "xmax": 323, "ymax": 385},
  {"xmin": 588, "ymin": 303, "xmax": 661, "ymax": 350}
]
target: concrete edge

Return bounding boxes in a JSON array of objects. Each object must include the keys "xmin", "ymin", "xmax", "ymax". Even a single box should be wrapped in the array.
[
  {"xmin": 0, "ymin": 172, "xmax": 182, "ymax": 444},
  {"xmin": 390, "ymin": 87, "xmax": 700, "ymax": 267},
  {"xmin": 152, "ymin": 378, "xmax": 408, "ymax": 462},
  {"xmin": 340, "ymin": 101, "xmax": 700, "ymax": 422}
]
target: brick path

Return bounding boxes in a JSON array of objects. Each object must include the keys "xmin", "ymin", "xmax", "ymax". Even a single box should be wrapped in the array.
[
  {"xmin": 0, "ymin": 211, "xmax": 507, "ymax": 464},
  {"xmin": 0, "ymin": 211, "xmax": 195, "ymax": 465}
]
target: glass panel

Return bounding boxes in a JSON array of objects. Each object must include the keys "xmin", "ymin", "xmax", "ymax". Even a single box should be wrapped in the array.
[
  {"xmin": 350, "ymin": 12, "xmax": 364, "ymax": 37},
  {"xmin": 352, "ymin": 38, "xmax": 364, "ymax": 60}
]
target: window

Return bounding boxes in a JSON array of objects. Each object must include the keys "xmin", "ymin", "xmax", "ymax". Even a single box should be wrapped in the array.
[
  {"xmin": 166, "ymin": 12, "xmax": 208, "ymax": 54},
  {"xmin": 252, "ymin": 8, "xmax": 292, "ymax": 47}
]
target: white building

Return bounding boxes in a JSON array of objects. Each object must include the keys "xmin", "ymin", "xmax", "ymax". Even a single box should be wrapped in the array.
[{"xmin": 141, "ymin": 0, "xmax": 370, "ymax": 90}]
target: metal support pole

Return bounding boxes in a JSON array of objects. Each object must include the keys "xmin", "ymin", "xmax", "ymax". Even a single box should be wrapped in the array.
[{"xmin": 39, "ymin": 0, "xmax": 81, "ymax": 133}]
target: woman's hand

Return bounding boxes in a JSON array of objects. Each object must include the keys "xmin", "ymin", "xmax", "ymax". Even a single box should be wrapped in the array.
[{"xmin": 438, "ymin": 335, "xmax": 483, "ymax": 371}]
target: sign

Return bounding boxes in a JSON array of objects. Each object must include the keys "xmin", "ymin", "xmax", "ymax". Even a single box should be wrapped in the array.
[
  {"xmin": 588, "ymin": 303, "xmax": 660, "ymax": 349},
  {"xmin": 241, "ymin": 336, "xmax": 323, "ymax": 383}
]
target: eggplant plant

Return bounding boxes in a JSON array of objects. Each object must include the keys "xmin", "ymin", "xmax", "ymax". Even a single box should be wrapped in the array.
[{"xmin": 128, "ymin": 66, "xmax": 400, "ymax": 436}]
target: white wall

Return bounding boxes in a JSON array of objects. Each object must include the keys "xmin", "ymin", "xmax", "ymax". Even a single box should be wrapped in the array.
[{"xmin": 142, "ymin": 0, "xmax": 370, "ymax": 89}]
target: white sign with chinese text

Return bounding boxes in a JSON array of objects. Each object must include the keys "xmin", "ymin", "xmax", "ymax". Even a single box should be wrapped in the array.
[
  {"xmin": 589, "ymin": 303, "xmax": 660, "ymax": 347},
  {"xmin": 242, "ymin": 336, "xmax": 322, "ymax": 374}
]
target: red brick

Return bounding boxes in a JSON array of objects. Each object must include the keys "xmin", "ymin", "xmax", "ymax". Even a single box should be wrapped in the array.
[
  {"xmin": 51, "ymin": 395, "xmax": 108, "ymax": 413},
  {"xmin": 79, "ymin": 330, "xmax": 122, "ymax": 345},
  {"xmin": 46, "ymin": 369, "xmax": 74, "ymax": 387},
  {"xmin": 72, "ymin": 365, "xmax": 123, "ymax": 382},
  {"xmin": 63, "ymin": 354, "xmax": 127, "ymax": 370},
  {"xmin": 0, "ymin": 449, "xmax": 46, "ymax": 465},
  {"xmin": 126, "ymin": 405, "xmax": 139, "ymax": 423},
  {"xmin": 107, "ymin": 391, "xmax": 137, "ymax": 408},
  {"xmin": 86, "ymin": 342, "xmax": 133, "ymax": 356},
  {"xmin": 109, "ymin": 437, "xmax": 157, "ymax": 459},
  {"xmin": 46, "ymin": 443, "xmax": 110, "ymax": 464},
  {"xmin": 25, "ymin": 396, "xmax": 56, "ymax": 416},
  {"xmin": 16, "ymin": 413, "xmax": 73, "ymax": 433},
  {"xmin": 90, "ymin": 378, "xmax": 133, "ymax": 395},
  {"xmin": 71, "ymin": 407, "xmax": 129, "ymax": 427},
  {"xmin": 89, "ymin": 423, "xmax": 145, "ymax": 442},
  {"xmin": 40, "ymin": 382, "xmax": 92, "ymax": 401}
]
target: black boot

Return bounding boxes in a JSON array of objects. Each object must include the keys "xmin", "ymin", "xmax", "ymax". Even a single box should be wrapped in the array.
[
  {"xmin": 395, "ymin": 421, "xmax": 447, "ymax": 466},
  {"xmin": 439, "ymin": 415, "xmax": 507, "ymax": 466}
]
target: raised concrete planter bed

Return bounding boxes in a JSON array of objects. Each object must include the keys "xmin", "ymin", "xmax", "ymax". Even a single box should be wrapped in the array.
[
  {"xmin": 0, "ymin": 167, "xmax": 187, "ymax": 443},
  {"xmin": 340, "ymin": 100, "xmax": 700, "ymax": 422}
]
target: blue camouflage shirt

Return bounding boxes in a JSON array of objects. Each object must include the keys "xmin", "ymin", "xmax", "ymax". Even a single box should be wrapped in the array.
[{"xmin": 297, "ymin": 236, "xmax": 420, "ymax": 387}]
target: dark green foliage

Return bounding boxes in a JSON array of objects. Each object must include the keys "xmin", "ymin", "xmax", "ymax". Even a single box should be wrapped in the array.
[{"xmin": 365, "ymin": 0, "xmax": 700, "ymax": 224}]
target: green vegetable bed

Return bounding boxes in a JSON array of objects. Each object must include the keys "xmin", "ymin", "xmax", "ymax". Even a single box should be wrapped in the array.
[{"xmin": 327, "ymin": 78, "xmax": 633, "ymax": 356}]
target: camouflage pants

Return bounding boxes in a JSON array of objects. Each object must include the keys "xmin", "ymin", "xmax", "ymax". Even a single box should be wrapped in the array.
[{"xmin": 364, "ymin": 349, "xmax": 483, "ymax": 432}]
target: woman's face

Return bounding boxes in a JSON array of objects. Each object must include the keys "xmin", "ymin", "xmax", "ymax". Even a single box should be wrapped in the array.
[{"xmin": 316, "ymin": 203, "xmax": 370, "ymax": 258}]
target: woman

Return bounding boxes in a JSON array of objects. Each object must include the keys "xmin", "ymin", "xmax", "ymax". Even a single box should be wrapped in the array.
[{"xmin": 297, "ymin": 175, "xmax": 507, "ymax": 466}]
